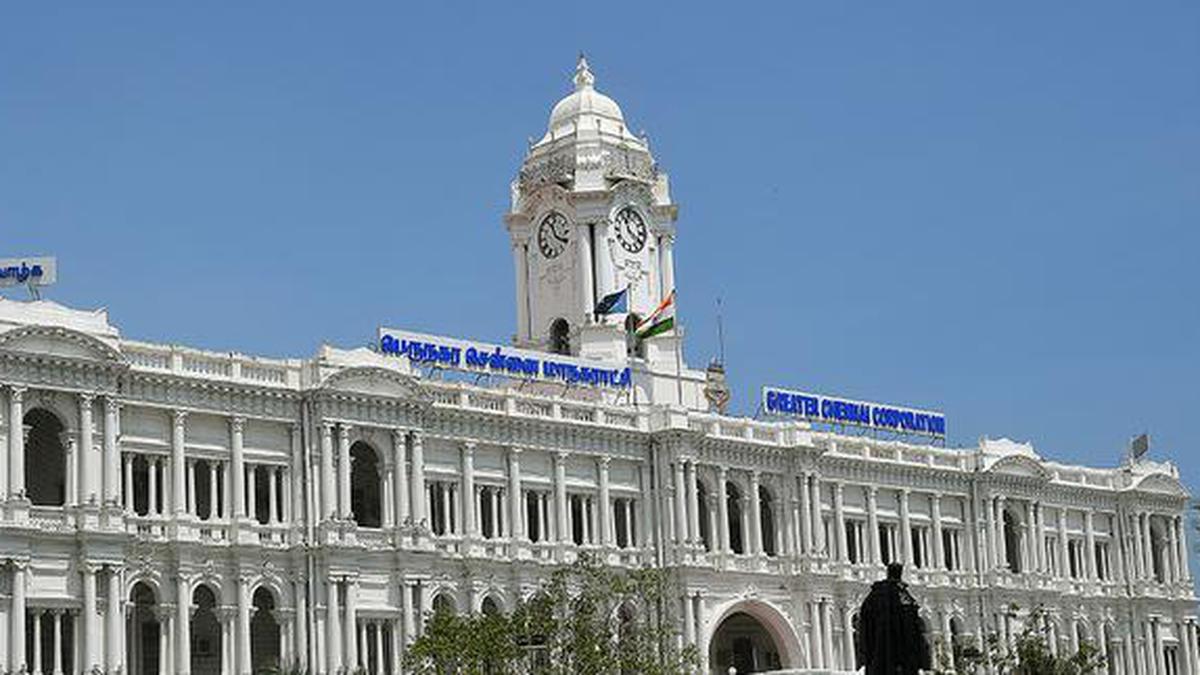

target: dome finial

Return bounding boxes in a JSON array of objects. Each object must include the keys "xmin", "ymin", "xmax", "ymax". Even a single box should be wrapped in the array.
[{"xmin": 573, "ymin": 53, "xmax": 595, "ymax": 91}]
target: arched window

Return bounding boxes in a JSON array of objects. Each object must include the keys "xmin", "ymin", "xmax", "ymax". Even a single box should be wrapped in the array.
[
  {"xmin": 697, "ymin": 482, "xmax": 712, "ymax": 551},
  {"xmin": 727, "ymin": 482, "xmax": 744, "ymax": 554},
  {"xmin": 250, "ymin": 588, "xmax": 280, "ymax": 674},
  {"xmin": 759, "ymin": 486, "xmax": 777, "ymax": 557},
  {"xmin": 1003, "ymin": 510, "xmax": 1021, "ymax": 572},
  {"xmin": 433, "ymin": 592, "xmax": 457, "ymax": 616},
  {"xmin": 24, "ymin": 408, "xmax": 66, "ymax": 506},
  {"xmin": 549, "ymin": 318, "xmax": 571, "ymax": 355},
  {"xmin": 191, "ymin": 585, "xmax": 222, "ymax": 675},
  {"xmin": 350, "ymin": 441, "xmax": 382, "ymax": 528},
  {"xmin": 481, "ymin": 596, "xmax": 502, "ymax": 616}
]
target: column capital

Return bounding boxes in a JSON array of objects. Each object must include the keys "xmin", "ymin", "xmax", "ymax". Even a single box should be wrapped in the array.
[
  {"xmin": 173, "ymin": 410, "xmax": 188, "ymax": 427},
  {"xmin": 507, "ymin": 445, "xmax": 523, "ymax": 457},
  {"xmin": 598, "ymin": 455, "xmax": 612, "ymax": 468},
  {"xmin": 80, "ymin": 561, "xmax": 103, "ymax": 576},
  {"xmin": 78, "ymin": 391, "xmax": 96, "ymax": 406},
  {"xmin": 8, "ymin": 384, "xmax": 27, "ymax": 400},
  {"xmin": 462, "ymin": 440, "xmax": 476, "ymax": 455},
  {"xmin": 104, "ymin": 395, "xmax": 121, "ymax": 413},
  {"xmin": 230, "ymin": 416, "xmax": 246, "ymax": 434},
  {"xmin": 338, "ymin": 423, "xmax": 353, "ymax": 440},
  {"xmin": 392, "ymin": 427, "xmax": 407, "ymax": 443},
  {"xmin": 555, "ymin": 450, "xmax": 569, "ymax": 464}
]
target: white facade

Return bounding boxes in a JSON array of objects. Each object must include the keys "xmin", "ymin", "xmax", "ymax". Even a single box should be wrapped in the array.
[{"xmin": 0, "ymin": 58, "xmax": 1194, "ymax": 675}]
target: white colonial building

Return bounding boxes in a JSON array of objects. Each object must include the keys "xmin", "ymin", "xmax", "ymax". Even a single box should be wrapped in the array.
[{"xmin": 0, "ymin": 57, "xmax": 1194, "ymax": 675}]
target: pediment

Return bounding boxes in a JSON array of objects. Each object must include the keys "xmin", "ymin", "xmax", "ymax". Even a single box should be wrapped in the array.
[
  {"xmin": 1131, "ymin": 472, "xmax": 1188, "ymax": 498},
  {"xmin": 321, "ymin": 366, "xmax": 428, "ymax": 403},
  {"xmin": 984, "ymin": 454, "xmax": 1051, "ymax": 481},
  {"xmin": 0, "ymin": 325, "xmax": 125, "ymax": 364}
]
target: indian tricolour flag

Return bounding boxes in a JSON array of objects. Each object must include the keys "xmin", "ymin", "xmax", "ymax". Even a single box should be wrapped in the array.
[{"xmin": 636, "ymin": 290, "xmax": 676, "ymax": 339}]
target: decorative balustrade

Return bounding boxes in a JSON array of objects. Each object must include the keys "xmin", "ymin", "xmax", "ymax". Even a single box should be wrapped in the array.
[{"xmin": 122, "ymin": 341, "xmax": 302, "ymax": 388}]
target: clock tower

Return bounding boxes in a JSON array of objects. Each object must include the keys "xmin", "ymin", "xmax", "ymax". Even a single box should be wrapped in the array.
[{"xmin": 505, "ymin": 57, "xmax": 679, "ymax": 359}]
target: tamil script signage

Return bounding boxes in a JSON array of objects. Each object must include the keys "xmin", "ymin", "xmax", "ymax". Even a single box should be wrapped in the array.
[
  {"xmin": 763, "ymin": 386, "xmax": 946, "ymax": 439},
  {"xmin": 0, "ymin": 257, "xmax": 56, "ymax": 288},
  {"xmin": 378, "ymin": 328, "xmax": 632, "ymax": 389}
]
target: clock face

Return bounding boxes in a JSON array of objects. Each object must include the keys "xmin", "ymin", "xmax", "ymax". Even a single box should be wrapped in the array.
[
  {"xmin": 537, "ymin": 211, "xmax": 570, "ymax": 259},
  {"xmin": 614, "ymin": 207, "xmax": 647, "ymax": 254}
]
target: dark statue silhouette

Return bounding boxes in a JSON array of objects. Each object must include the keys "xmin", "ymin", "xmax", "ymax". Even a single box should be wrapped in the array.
[{"xmin": 856, "ymin": 563, "xmax": 931, "ymax": 675}]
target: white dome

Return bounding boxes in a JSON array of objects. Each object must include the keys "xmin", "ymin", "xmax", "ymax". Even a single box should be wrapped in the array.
[
  {"xmin": 539, "ymin": 56, "xmax": 639, "ymax": 144},
  {"xmin": 548, "ymin": 57, "xmax": 625, "ymax": 127}
]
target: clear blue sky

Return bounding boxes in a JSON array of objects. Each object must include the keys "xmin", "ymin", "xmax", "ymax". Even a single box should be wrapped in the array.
[{"xmin": 2, "ymin": 4, "xmax": 1197, "ymax": 483}]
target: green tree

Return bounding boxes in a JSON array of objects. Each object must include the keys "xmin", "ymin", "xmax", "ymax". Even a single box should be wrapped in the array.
[
  {"xmin": 940, "ymin": 605, "xmax": 1106, "ymax": 675},
  {"xmin": 403, "ymin": 555, "xmax": 698, "ymax": 675}
]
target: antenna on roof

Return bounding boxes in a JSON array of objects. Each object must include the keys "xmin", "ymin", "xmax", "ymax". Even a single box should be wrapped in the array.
[{"xmin": 715, "ymin": 296, "xmax": 726, "ymax": 366}]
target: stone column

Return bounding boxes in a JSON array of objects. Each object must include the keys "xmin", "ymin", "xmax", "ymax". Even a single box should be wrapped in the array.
[
  {"xmin": 81, "ymin": 564, "xmax": 99, "ymax": 672},
  {"xmin": 320, "ymin": 423, "xmax": 335, "ymax": 519},
  {"xmin": 749, "ymin": 471, "xmax": 764, "ymax": 556},
  {"xmin": 461, "ymin": 442, "xmax": 477, "ymax": 538},
  {"xmin": 9, "ymin": 386, "xmax": 26, "ymax": 499},
  {"xmin": 594, "ymin": 221, "xmax": 614, "ymax": 300},
  {"xmin": 682, "ymin": 592, "xmax": 695, "ymax": 647},
  {"xmin": 338, "ymin": 424, "xmax": 352, "ymax": 520},
  {"xmin": 784, "ymin": 474, "xmax": 798, "ymax": 557},
  {"xmin": 172, "ymin": 411, "xmax": 187, "ymax": 516},
  {"xmin": 660, "ymin": 234, "xmax": 676, "ymax": 299},
  {"xmin": 867, "ymin": 486, "xmax": 880, "ymax": 565},
  {"xmin": 78, "ymin": 394, "xmax": 96, "ymax": 505},
  {"xmin": 402, "ymin": 580, "xmax": 415, "ymax": 648},
  {"xmin": 673, "ymin": 459, "xmax": 688, "ymax": 546},
  {"xmin": 1142, "ymin": 514, "xmax": 1154, "ymax": 582},
  {"xmin": 247, "ymin": 465, "xmax": 259, "ymax": 523},
  {"xmin": 52, "ymin": 609, "xmax": 64, "ymax": 675},
  {"xmin": 32, "ymin": 609, "xmax": 42, "ymax": 675},
  {"xmin": 833, "ymin": 482, "xmax": 846, "ymax": 562},
  {"xmin": 327, "ymin": 578, "xmax": 342, "ymax": 675},
  {"xmin": 808, "ymin": 600, "xmax": 822, "ymax": 669},
  {"xmin": 932, "ymin": 493, "xmax": 945, "ymax": 570},
  {"xmin": 1178, "ymin": 516, "xmax": 1193, "ymax": 584},
  {"xmin": 411, "ymin": 432, "xmax": 426, "ymax": 536},
  {"xmin": 555, "ymin": 452, "xmax": 569, "ymax": 543},
  {"xmin": 514, "ymin": 242, "xmax": 532, "ymax": 342},
  {"xmin": 237, "ymin": 576, "xmax": 251, "ymax": 675},
  {"xmin": 811, "ymin": 475, "xmax": 826, "ymax": 554},
  {"xmin": 1058, "ymin": 508, "xmax": 1069, "ymax": 579},
  {"xmin": 148, "ymin": 458, "xmax": 159, "ymax": 515},
  {"xmin": 821, "ymin": 599, "xmax": 835, "ymax": 669},
  {"xmin": 598, "ymin": 457, "xmax": 612, "ymax": 547},
  {"xmin": 393, "ymin": 429, "xmax": 409, "ymax": 531},
  {"xmin": 717, "ymin": 466, "xmax": 730, "ymax": 554},
  {"xmin": 798, "ymin": 471, "xmax": 813, "ymax": 554},
  {"xmin": 508, "ymin": 447, "xmax": 523, "ymax": 541},
  {"xmin": 10, "ymin": 562, "xmax": 26, "ymax": 672},
  {"xmin": 900, "ymin": 490, "xmax": 913, "ymax": 566},
  {"xmin": 344, "ymin": 577, "xmax": 359, "ymax": 670},
  {"xmin": 186, "ymin": 460, "xmax": 198, "ymax": 517},
  {"xmin": 1086, "ymin": 510, "xmax": 1098, "ymax": 580},
  {"xmin": 842, "ymin": 602, "xmax": 855, "ymax": 669},
  {"xmin": 270, "ymin": 467, "xmax": 281, "ymax": 524},
  {"xmin": 123, "ymin": 454, "xmax": 134, "ymax": 511},
  {"xmin": 177, "ymin": 574, "xmax": 191, "ymax": 675},
  {"xmin": 1035, "ymin": 502, "xmax": 1047, "ymax": 574},
  {"xmin": 103, "ymin": 396, "xmax": 120, "ymax": 505},
  {"xmin": 106, "ymin": 565, "xmax": 123, "ymax": 674},
  {"xmin": 230, "ymin": 417, "xmax": 247, "ymax": 521}
]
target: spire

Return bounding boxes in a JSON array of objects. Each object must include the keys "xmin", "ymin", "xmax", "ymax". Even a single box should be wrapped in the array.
[{"xmin": 573, "ymin": 53, "xmax": 595, "ymax": 91}]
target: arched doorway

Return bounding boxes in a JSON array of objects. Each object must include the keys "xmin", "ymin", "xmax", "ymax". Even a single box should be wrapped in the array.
[
  {"xmin": 191, "ymin": 585, "xmax": 222, "ymax": 675},
  {"xmin": 24, "ymin": 408, "xmax": 66, "ymax": 506},
  {"xmin": 708, "ymin": 601, "xmax": 802, "ymax": 674},
  {"xmin": 350, "ymin": 441, "xmax": 382, "ymax": 528},
  {"xmin": 250, "ymin": 588, "xmax": 280, "ymax": 674},
  {"xmin": 128, "ymin": 582, "xmax": 161, "ymax": 675},
  {"xmin": 727, "ymin": 483, "xmax": 744, "ymax": 554}
]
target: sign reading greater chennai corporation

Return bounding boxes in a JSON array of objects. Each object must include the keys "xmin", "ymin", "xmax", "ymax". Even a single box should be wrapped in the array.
[
  {"xmin": 763, "ymin": 386, "xmax": 946, "ymax": 439},
  {"xmin": 379, "ymin": 329, "xmax": 632, "ymax": 389}
]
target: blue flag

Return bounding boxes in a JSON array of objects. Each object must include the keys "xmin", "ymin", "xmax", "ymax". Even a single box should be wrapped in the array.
[{"xmin": 594, "ymin": 287, "xmax": 628, "ymax": 315}]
